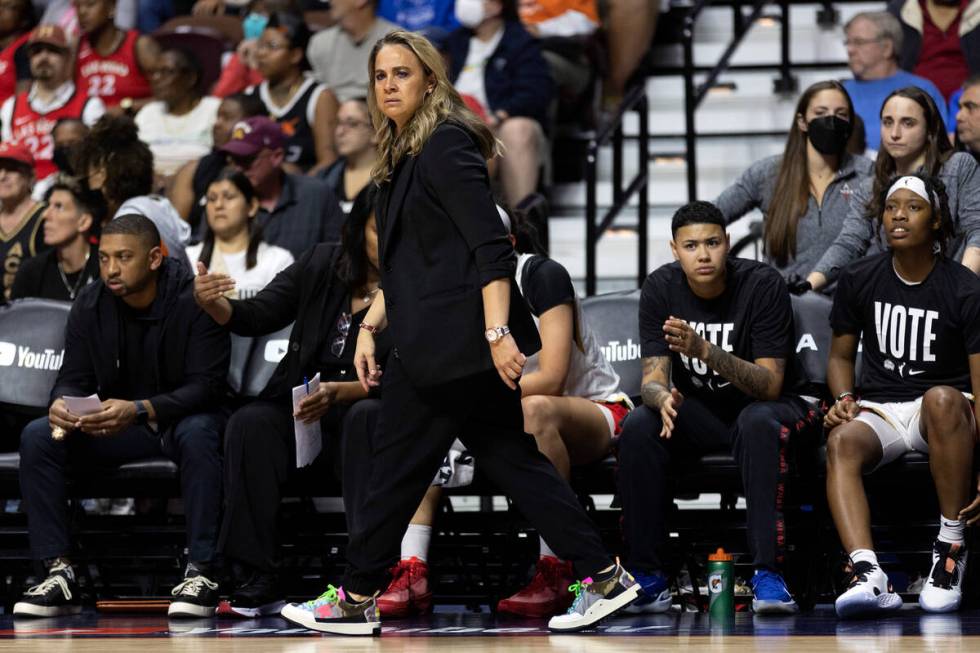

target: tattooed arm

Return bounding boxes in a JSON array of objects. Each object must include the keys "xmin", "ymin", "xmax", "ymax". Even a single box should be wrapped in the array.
[
  {"xmin": 663, "ymin": 316, "xmax": 785, "ymax": 401},
  {"xmin": 640, "ymin": 355, "xmax": 685, "ymax": 438},
  {"xmin": 703, "ymin": 344, "xmax": 785, "ymax": 401},
  {"xmin": 640, "ymin": 355, "xmax": 671, "ymax": 409}
]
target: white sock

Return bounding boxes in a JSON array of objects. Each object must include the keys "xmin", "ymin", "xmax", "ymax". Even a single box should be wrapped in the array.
[
  {"xmin": 849, "ymin": 549, "xmax": 878, "ymax": 568},
  {"xmin": 400, "ymin": 524, "xmax": 431, "ymax": 563},
  {"xmin": 539, "ymin": 537, "xmax": 558, "ymax": 560},
  {"xmin": 938, "ymin": 515, "xmax": 965, "ymax": 545}
]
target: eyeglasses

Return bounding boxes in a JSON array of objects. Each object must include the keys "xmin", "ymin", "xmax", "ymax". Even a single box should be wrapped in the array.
[
  {"xmin": 960, "ymin": 101, "xmax": 980, "ymax": 114},
  {"xmin": 843, "ymin": 37, "xmax": 883, "ymax": 47},
  {"xmin": 150, "ymin": 66, "xmax": 182, "ymax": 78},
  {"xmin": 331, "ymin": 312, "xmax": 352, "ymax": 358}
]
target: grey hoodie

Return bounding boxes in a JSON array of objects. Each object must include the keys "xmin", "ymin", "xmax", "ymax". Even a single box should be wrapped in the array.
[
  {"xmin": 812, "ymin": 152, "xmax": 980, "ymax": 283},
  {"xmin": 714, "ymin": 152, "xmax": 874, "ymax": 283}
]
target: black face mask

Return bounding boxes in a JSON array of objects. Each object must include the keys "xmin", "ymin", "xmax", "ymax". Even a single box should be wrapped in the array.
[
  {"xmin": 52, "ymin": 145, "xmax": 73, "ymax": 174},
  {"xmin": 806, "ymin": 115, "xmax": 852, "ymax": 156}
]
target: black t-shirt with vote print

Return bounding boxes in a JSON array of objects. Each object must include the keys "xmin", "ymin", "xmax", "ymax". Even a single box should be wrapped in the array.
[
  {"xmin": 640, "ymin": 258, "xmax": 796, "ymax": 422},
  {"xmin": 830, "ymin": 252, "xmax": 980, "ymax": 402}
]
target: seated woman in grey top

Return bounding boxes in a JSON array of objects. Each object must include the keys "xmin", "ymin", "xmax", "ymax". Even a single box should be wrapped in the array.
[
  {"xmin": 809, "ymin": 86, "xmax": 980, "ymax": 290},
  {"xmin": 714, "ymin": 80, "xmax": 873, "ymax": 293}
]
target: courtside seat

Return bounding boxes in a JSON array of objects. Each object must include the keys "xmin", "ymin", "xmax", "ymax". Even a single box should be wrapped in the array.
[
  {"xmin": 240, "ymin": 324, "xmax": 292, "ymax": 398},
  {"xmin": 0, "ymin": 299, "xmax": 71, "ymax": 413}
]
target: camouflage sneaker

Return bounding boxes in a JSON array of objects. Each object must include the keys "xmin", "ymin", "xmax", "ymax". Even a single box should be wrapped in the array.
[
  {"xmin": 281, "ymin": 585, "xmax": 380, "ymax": 636},
  {"xmin": 548, "ymin": 562, "xmax": 640, "ymax": 632}
]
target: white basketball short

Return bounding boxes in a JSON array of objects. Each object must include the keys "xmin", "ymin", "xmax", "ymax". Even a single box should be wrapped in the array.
[{"xmin": 856, "ymin": 393, "xmax": 975, "ymax": 471}]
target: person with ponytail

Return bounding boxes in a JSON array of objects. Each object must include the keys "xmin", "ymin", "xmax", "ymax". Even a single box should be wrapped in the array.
[
  {"xmin": 810, "ymin": 86, "xmax": 980, "ymax": 290},
  {"xmin": 714, "ymin": 80, "xmax": 873, "ymax": 293},
  {"xmin": 824, "ymin": 172, "xmax": 980, "ymax": 618}
]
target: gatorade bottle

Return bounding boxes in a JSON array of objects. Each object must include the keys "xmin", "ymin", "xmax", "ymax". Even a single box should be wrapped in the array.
[{"xmin": 707, "ymin": 548, "xmax": 734, "ymax": 617}]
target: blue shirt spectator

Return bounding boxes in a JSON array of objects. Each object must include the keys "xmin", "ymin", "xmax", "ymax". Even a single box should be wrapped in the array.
[{"xmin": 844, "ymin": 72, "xmax": 948, "ymax": 151}]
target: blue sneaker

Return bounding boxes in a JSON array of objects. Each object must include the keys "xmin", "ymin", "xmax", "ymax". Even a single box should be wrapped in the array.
[
  {"xmin": 751, "ymin": 569, "xmax": 799, "ymax": 614},
  {"xmin": 623, "ymin": 570, "xmax": 672, "ymax": 614}
]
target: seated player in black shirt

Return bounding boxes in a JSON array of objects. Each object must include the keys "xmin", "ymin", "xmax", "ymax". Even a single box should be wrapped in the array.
[
  {"xmin": 618, "ymin": 201, "xmax": 813, "ymax": 615},
  {"xmin": 14, "ymin": 215, "xmax": 230, "ymax": 619},
  {"xmin": 825, "ymin": 173, "xmax": 980, "ymax": 618}
]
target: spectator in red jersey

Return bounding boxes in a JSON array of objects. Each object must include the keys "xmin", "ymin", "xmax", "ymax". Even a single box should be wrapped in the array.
[
  {"xmin": 1, "ymin": 26, "xmax": 104, "ymax": 189},
  {"xmin": 889, "ymin": 0, "xmax": 980, "ymax": 101},
  {"xmin": 0, "ymin": 0, "xmax": 36, "ymax": 107},
  {"xmin": 73, "ymin": 0, "xmax": 159, "ymax": 114}
]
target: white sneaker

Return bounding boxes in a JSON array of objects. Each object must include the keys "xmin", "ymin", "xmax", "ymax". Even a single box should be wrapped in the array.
[
  {"xmin": 919, "ymin": 540, "xmax": 967, "ymax": 613},
  {"xmin": 835, "ymin": 560, "xmax": 902, "ymax": 619},
  {"xmin": 548, "ymin": 564, "xmax": 640, "ymax": 632}
]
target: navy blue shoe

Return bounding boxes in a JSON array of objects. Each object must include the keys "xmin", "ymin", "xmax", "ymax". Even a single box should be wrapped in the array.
[
  {"xmin": 623, "ymin": 570, "xmax": 672, "ymax": 614},
  {"xmin": 751, "ymin": 569, "xmax": 799, "ymax": 614}
]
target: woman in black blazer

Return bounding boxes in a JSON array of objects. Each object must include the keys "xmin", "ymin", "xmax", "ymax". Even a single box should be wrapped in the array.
[
  {"xmin": 277, "ymin": 30, "xmax": 639, "ymax": 637},
  {"xmin": 192, "ymin": 187, "xmax": 390, "ymax": 619}
]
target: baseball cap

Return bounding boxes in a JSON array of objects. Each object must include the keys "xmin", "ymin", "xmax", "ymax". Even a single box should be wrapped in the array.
[
  {"xmin": 219, "ymin": 117, "xmax": 284, "ymax": 157},
  {"xmin": 28, "ymin": 25, "xmax": 70, "ymax": 52},
  {"xmin": 0, "ymin": 141, "xmax": 35, "ymax": 169}
]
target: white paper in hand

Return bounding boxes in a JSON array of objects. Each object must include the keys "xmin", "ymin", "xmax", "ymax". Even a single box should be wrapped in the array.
[
  {"xmin": 292, "ymin": 373, "xmax": 322, "ymax": 468},
  {"xmin": 64, "ymin": 394, "xmax": 102, "ymax": 416}
]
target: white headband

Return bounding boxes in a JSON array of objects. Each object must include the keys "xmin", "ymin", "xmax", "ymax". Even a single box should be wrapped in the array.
[{"xmin": 886, "ymin": 176, "xmax": 936, "ymax": 205}]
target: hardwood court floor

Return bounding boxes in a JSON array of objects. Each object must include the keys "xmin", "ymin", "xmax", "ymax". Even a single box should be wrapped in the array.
[{"xmin": 2, "ymin": 609, "xmax": 979, "ymax": 652}]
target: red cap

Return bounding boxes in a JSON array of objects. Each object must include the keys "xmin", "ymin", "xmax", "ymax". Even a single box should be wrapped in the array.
[
  {"xmin": 219, "ymin": 117, "xmax": 284, "ymax": 157},
  {"xmin": 28, "ymin": 25, "xmax": 70, "ymax": 52},
  {"xmin": 0, "ymin": 141, "xmax": 35, "ymax": 169}
]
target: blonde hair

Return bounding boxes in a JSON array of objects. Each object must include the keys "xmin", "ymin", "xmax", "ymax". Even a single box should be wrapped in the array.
[{"xmin": 367, "ymin": 30, "xmax": 500, "ymax": 184}]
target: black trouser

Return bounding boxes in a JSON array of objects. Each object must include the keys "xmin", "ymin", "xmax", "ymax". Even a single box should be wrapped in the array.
[
  {"xmin": 341, "ymin": 353, "xmax": 612, "ymax": 595},
  {"xmin": 217, "ymin": 398, "xmax": 381, "ymax": 572},
  {"xmin": 617, "ymin": 396, "xmax": 809, "ymax": 574},
  {"xmin": 19, "ymin": 413, "xmax": 225, "ymax": 564}
]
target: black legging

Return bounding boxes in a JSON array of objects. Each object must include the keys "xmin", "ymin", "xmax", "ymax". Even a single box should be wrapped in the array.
[
  {"xmin": 217, "ymin": 398, "xmax": 381, "ymax": 572},
  {"xmin": 617, "ymin": 395, "xmax": 811, "ymax": 573},
  {"xmin": 340, "ymin": 352, "xmax": 612, "ymax": 595}
]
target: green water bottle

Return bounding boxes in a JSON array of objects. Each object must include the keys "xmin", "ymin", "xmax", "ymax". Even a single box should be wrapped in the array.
[{"xmin": 707, "ymin": 548, "xmax": 734, "ymax": 617}]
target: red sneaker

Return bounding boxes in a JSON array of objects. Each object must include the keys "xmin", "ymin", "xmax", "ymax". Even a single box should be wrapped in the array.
[
  {"xmin": 497, "ymin": 556, "xmax": 575, "ymax": 617},
  {"xmin": 377, "ymin": 557, "xmax": 433, "ymax": 618}
]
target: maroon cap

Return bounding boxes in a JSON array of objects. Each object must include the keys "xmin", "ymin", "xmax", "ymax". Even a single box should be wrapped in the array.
[
  {"xmin": 0, "ymin": 141, "xmax": 35, "ymax": 169},
  {"xmin": 219, "ymin": 117, "xmax": 284, "ymax": 157},
  {"xmin": 28, "ymin": 25, "xmax": 70, "ymax": 52}
]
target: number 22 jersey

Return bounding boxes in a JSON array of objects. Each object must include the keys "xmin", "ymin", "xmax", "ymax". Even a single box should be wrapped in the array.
[{"xmin": 75, "ymin": 30, "xmax": 151, "ymax": 108}]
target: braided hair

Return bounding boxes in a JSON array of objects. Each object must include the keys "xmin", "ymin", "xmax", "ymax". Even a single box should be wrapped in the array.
[{"xmin": 874, "ymin": 173, "xmax": 955, "ymax": 255}]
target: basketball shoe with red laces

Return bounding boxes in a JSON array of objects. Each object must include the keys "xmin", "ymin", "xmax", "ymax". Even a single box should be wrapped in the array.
[
  {"xmin": 377, "ymin": 557, "xmax": 433, "ymax": 617},
  {"xmin": 497, "ymin": 556, "xmax": 575, "ymax": 617}
]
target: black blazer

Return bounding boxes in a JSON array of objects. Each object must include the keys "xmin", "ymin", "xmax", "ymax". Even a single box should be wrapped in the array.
[
  {"xmin": 377, "ymin": 121, "xmax": 540, "ymax": 386},
  {"xmin": 52, "ymin": 257, "xmax": 230, "ymax": 432},
  {"xmin": 226, "ymin": 243, "xmax": 390, "ymax": 398}
]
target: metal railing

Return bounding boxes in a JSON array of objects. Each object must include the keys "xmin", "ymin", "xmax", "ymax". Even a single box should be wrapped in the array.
[
  {"xmin": 584, "ymin": 84, "xmax": 649, "ymax": 296},
  {"xmin": 682, "ymin": 0, "xmax": 798, "ymax": 201}
]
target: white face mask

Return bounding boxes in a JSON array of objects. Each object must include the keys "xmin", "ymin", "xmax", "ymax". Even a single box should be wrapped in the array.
[{"xmin": 455, "ymin": 0, "xmax": 486, "ymax": 28}]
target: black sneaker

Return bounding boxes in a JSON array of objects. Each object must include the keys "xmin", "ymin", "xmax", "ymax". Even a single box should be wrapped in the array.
[
  {"xmin": 169, "ymin": 572, "xmax": 220, "ymax": 618},
  {"xmin": 219, "ymin": 572, "xmax": 286, "ymax": 618},
  {"xmin": 13, "ymin": 560, "xmax": 82, "ymax": 617}
]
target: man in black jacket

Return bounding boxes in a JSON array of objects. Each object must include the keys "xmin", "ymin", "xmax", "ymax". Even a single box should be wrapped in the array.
[{"xmin": 13, "ymin": 215, "xmax": 230, "ymax": 620}]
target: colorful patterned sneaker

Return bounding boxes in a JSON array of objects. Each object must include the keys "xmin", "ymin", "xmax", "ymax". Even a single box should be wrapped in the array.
[
  {"xmin": 218, "ymin": 572, "xmax": 286, "ymax": 618},
  {"xmin": 547, "ymin": 562, "xmax": 640, "ymax": 632},
  {"xmin": 13, "ymin": 559, "xmax": 82, "ymax": 618},
  {"xmin": 750, "ymin": 569, "xmax": 799, "ymax": 614},
  {"xmin": 497, "ymin": 556, "xmax": 575, "ymax": 617},
  {"xmin": 919, "ymin": 540, "xmax": 968, "ymax": 613},
  {"xmin": 168, "ymin": 573, "xmax": 220, "ymax": 618},
  {"xmin": 835, "ymin": 560, "xmax": 903, "ymax": 619},
  {"xmin": 378, "ymin": 557, "xmax": 433, "ymax": 618},
  {"xmin": 281, "ymin": 585, "xmax": 380, "ymax": 636},
  {"xmin": 623, "ymin": 570, "xmax": 672, "ymax": 614}
]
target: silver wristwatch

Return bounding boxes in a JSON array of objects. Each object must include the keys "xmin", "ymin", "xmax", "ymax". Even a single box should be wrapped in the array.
[{"xmin": 484, "ymin": 325, "xmax": 511, "ymax": 343}]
